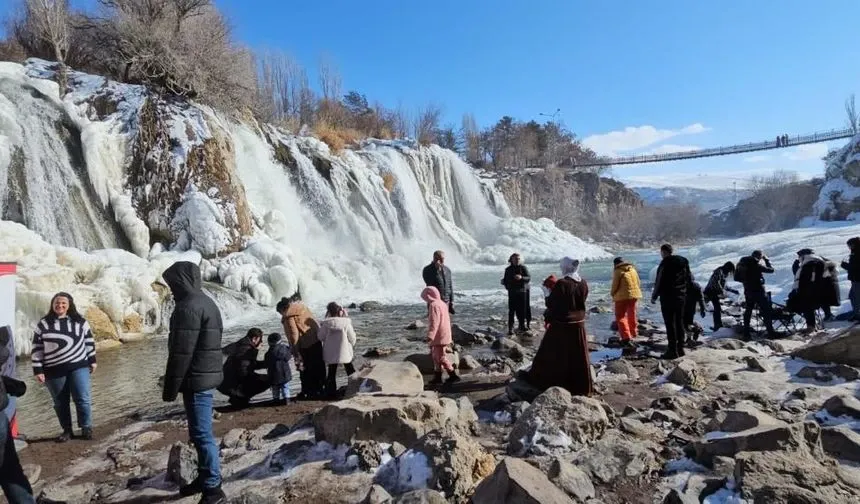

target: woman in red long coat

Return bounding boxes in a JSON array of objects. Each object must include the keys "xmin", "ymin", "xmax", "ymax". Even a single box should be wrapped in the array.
[{"xmin": 527, "ymin": 257, "xmax": 594, "ymax": 397}]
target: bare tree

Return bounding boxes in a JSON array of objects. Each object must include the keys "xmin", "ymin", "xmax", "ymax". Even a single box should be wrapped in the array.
[
  {"xmin": 847, "ymin": 94, "xmax": 858, "ymax": 134},
  {"xmin": 749, "ymin": 169, "xmax": 799, "ymax": 195},
  {"xmin": 413, "ymin": 103, "xmax": 442, "ymax": 145},
  {"xmin": 24, "ymin": 0, "xmax": 71, "ymax": 92},
  {"xmin": 318, "ymin": 54, "xmax": 342, "ymax": 102}
]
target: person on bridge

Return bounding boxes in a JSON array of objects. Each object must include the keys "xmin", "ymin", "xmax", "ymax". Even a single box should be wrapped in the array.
[
  {"xmin": 502, "ymin": 253, "xmax": 531, "ymax": 335},
  {"xmin": 651, "ymin": 244, "xmax": 692, "ymax": 359},
  {"xmin": 776, "ymin": 135, "xmax": 782, "ymax": 147},
  {"xmin": 610, "ymin": 257, "xmax": 642, "ymax": 349}
]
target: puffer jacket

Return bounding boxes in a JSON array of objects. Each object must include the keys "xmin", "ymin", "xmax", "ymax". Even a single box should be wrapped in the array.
[
  {"xmin": 318, "ymin": 316, "xmax": 358, "ymax": 365},
  {"xmin": 422, "ymin": 286, "xmax": 452, "ymax": 346},
  {"xmin": 162, "ymin": 261, "xmax": 224, "ymax": 402},
  {"xmin": 282, "ymin": 302, "xmax": 320, "ymax": 350},
  {"xmin": 611, "ymin": 262, "xmax": 642, "ymax": 301},
  {"xmin": 217, "ymin": 336, "xmax": 263, "ymax": 397}
]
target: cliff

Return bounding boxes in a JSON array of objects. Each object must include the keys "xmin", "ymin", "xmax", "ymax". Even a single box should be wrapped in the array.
[
  {"xmin": 496, "ymin": 169, "xmax": 644, "ymax": 241},
  {"xmin": 706, "ymin": 180, "xmax": 822, "ymax": 236}
]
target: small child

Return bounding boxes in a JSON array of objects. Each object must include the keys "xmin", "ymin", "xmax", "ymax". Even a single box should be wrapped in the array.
[
  {"xmin": 265, "ymin": 333, "xmax": 292, "ymax": 403},
  {"xmin": 421, "ymin": 286, "xmax": 460, "ymax": 385}
]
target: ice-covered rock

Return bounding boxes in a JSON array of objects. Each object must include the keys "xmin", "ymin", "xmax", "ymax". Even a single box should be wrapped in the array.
[{"xmin": 345, "ymin": 361, "xmax": 425, "ymax": 397}]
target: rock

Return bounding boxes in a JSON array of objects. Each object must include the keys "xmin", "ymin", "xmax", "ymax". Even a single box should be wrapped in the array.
[
  {"xmin": 389, "ymin": 442, "xmax": 407, "ymax": 458},
  {"xmin": 349, "ymin": 440, "xmax": 384, "ymax": 471},
  {"xmin": 360, "ymin": 301, "xmax": 383, "ymax": 312},
  {"xmin": 378, "ymin": 427, "xmax": 495, "ymax": 501},
  {"xmin": 393, "ymin": 489, "xmax": 447, "ymax": 504},
  {"xmin": 822, "ymin": 394, "xmax": 860, "ymax": 419},
  {"xmin": 452, "ymin": 324, "xmax": 484, "ymax": 346},
  {"xmin": 822, "ymin": 425, "xmax": 860, "ymax": 462},
  {"xmin": 706, "ymin": 407, "xmax": 785, "ymax": 433},
  {"xmin": 505, "ymin": 377, "xmax": 544, "ymax": 403},
  {"xmin": 362, "ymin": 484, "xmax": 393, "ymax": 504},
  {"xmin": 472, "ymin": 457, "xmax": 574, "ymax": 504},
  {"xmin": 406, "ymin": 320, "xmax": 426, "ymax": 330},
  {"xmin": 619, "ymin": 417, "xmax": 665, "ymax": 440},
  {"xmin": 663, "ymin": 475, "xmax": 726, "ymax": 504},
  {"xmin": 220, "ymin": 428, "xmax": 262, "ymax": 451},
  {"xmin": 604, "ymin": 359, "xmax": 639, "ymax": 379},
  {"xmin": 734, "ymin": 450, "xmax": 851, "ymax": 503},
  {"xmin": 790, "ymin": 387, "xmax": 815, "ymax": 400},
  {"xmin": 548, "ymin": 457, "xmax": 595, "ymax": 501},
  {"xmin": 459, "ymin": 355, "xmax": 481, "ymax": 370},
  {"xmin": 122, "ymin": 313, "xmax": 143, "ymax": 333},
  {"xmin": 758, "ymin": 339, "xmax": 786, "ymax": 353},
  {"xmin": 666, "ymin": 360, "xmax": 706, "ymax": 391},
  {"xmin": 716, "ymin": 373, "xmax": 731, "ymax": 381},
  {"xmin": 712, "ymin": 456, "xmax": 736, "ymax": 478},
  {"xmin": 106, "ymin": 445, "xmax": 140, "ymax": 470},
  {"xmin": 167, "ymin": 442, "xmax": 197, "ymax": 486},
  {"xmin": 694, "ymin": 421, "xmax": 824, "ymax": 465},
  {"xmin": 507, "ymin": 401, "xmax": 530, "ymax": 423},
  {"xmin": 508, "ymin": 387, "xmax": 611, "ymax": 456},
  {"xmin": 743, "ymin": 356, "xmax": 768, "ymax": 372},
  {"xmin": 22, "ymin": 463, "xmax": 41, "ymax": 484},
  {"xmin": 706, "ymin": 339, "xmax": 745, "ymax": 350},
  {"xmin": 572, "ymin": 431, "xmax": 660, "ymax": 484},
  {"xmin": 797, "ymin": 364, "xmax": 860, "ymax": 382},
  {"xmin": 589, "ymin": 306, "xmax": 610, "ymax": 314},
  {"xmin": 268, "ymin": 439, "xmax": 315, "ymax": 472},
  {"xmin": 345, "ymin": 361, "xmax": 425, "ymax": 397},
  {"xmin": 652, "ymin": 410, "xmax": 683, "ymax": 425},
  {"xmin": 85, "ymin": 306, "xmax": 118, "ymax": 341},
  {"xmin": 405, "ymin": 352, "xmax": 459, "ymax": 375},
  {"xmin": 314, "ymin": 393, "xmax": 477, "ymax": 446},
  {"xmin": 38, "ymin": 482, "xmax": 97, "ymax": 504},
  {"xmin": 780, "ymin": 399, "xmax": 807, "ymax": 415},
  {"xmin": 651, "ymin": 395, "xmax": 695, "ymax": 412},
  {"xmin": 491, "ymin": 337, "xmax": 525, "ymax": 354},
  {"xmin": 791, "ymin": 325, "xmax": 860, "ymax": 366},
  {"xmin": 132, "ymin": 431, "xmax": 163, "ymax": 449},
  {"xmin": 364, "ymin": 347, "xmax": 398, "ymax": 358},
  {"xmin": 509, "ymin": 344, "xmax": 525, "ymax": 362}
]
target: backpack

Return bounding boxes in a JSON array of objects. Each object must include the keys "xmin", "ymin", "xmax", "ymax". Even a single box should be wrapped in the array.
[{"xmin": 733, "ymin": 258, "xmax": 748, "ymax": 283}]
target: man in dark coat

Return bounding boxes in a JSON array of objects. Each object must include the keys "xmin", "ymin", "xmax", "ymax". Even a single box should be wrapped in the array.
[
  {"xmin": 217, "ymin": 329, "xmax": 268, "ymax": 406},
  {"xmin": 737, "ymin": 250, "xmax": 777, "ymax": 340},
  {"xmin": 791, "ymin": 249, "xmax": 839, "ymax": 329},
  {"xmin": 703, "ymin": 262, "xmax": 738, "ymax": 331},
  {"xmin": 423, "ymin": 250, "xmax": 454, "ymax": 314},
  {"xmin": 0, "ymin": 333, "xmax": 34, "ymax": 504},
  {"xmin": 842, "ymin": 237, "xmax": 860, "ymax": 320},
  {"xmin": 651, "ymin": 244, "xmax": 692, "ymax": 359},
  {"xmin": 162, "ymin": 261, "xmax": 225, "ymax": 504},
  {"xmin": 502, "ymin": 253, "xmax": 531, "ymax": 335}
]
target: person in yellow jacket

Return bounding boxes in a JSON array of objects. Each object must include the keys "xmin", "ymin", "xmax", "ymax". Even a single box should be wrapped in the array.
[{"xmin": 610, "ymin": 257, "xmax": 642, "ymax": 348}]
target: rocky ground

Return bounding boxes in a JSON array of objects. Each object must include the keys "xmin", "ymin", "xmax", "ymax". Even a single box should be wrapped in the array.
[{"xmin": 13, "ymin": 300, "xmax": 860, "ymax": 504}]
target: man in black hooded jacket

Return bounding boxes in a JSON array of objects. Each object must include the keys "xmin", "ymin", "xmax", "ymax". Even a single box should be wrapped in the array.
[
  {"xmin": 0, "ymin": 336, "xmax": 34, "ymax": 504},
  {"xmin": 162, "ymin": 261, "xmax": 225, "ymax": 504},
  {"xmin": 651, "ymin": 244, "xmax": 692, "ymax": 359}
]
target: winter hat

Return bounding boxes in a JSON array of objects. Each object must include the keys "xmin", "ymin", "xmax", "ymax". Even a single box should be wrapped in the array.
[
  {"xmin": 268, "ymin": 333, "xmax": 281, "ymax": 345},
  {"xmin": 797, "ymin": 248, "xmax": 814, "ymax": 257},
  {"xmin": 613, "ymin": 257, "xmax": 623, "ymax": 265},
  {"xmin": 752, "ymin": 250, "xmax": 763, "ymax": 259}
]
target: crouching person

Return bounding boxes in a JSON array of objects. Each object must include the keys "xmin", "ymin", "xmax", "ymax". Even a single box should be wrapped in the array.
[{"xmin": 421, "ymin": 287, "xmax": 460, "ymax": 385}]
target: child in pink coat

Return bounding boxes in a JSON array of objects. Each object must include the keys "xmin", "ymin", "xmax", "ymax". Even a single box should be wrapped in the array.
[{"xmin": 421, "ymin": 286, "xmax": 460, "ymax": 385}]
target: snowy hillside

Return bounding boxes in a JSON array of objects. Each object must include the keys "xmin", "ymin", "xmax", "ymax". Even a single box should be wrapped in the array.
[
  {"xmin": 0, "ymin": 59, "xmax": 608, "ymax": 353},
  {"xmin": 811, "ymin": 133, "xmax": 860, "ymax": 221},
  {"xmin": 632, "ymin": 186, "xmax": 747, "ymax": 212}
]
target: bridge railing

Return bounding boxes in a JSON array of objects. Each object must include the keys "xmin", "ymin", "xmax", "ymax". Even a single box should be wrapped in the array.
[{"xmin": 571, "ymin": 127, "xmax": 856, "ymax": 167}]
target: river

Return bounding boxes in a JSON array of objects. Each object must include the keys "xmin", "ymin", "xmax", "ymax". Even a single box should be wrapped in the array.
[{"xmin": 14, "ymin": 250, "xmax": 662, "ymax": 438}]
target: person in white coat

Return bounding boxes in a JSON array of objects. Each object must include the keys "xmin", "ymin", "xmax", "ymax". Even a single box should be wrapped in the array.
[{"xmin": 318, "ymin": 302, "xmax": 357, "ymax": 398}]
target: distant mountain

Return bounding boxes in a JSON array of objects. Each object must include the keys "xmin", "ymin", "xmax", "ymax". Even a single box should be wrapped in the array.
[{"xmin": 632, "ymin": 186, "xmax": 749, "ymax": 212}]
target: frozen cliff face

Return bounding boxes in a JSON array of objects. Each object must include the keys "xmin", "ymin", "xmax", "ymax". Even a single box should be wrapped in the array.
[
  {"xmin": 0, "ymin": 59, "xmax": 608, "ymax": 349},
  {"xmin": 814, "ymin": 134, "xmax": 860, "ymax": 221}
]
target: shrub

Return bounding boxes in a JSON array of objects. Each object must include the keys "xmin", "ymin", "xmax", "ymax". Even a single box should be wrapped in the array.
[{"xmin": 313, "ymin": 121, "xmax": 362, "ymax": 153}]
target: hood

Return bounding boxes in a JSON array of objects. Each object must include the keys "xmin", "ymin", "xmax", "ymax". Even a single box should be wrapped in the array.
[
  {"xmin": 162, "ymin": 261, "xmax": 202, "ymax": 301},
  {"xmin": 663, "ymin": 255, "xmax": 686, "ymax": 268},
  {"xmin": 614, "ymin": 262, "xmax": 633, "ymax": 272},
  {"xmin": 421, "ymin": 286, "xmax": 441, "ymax": 303}
]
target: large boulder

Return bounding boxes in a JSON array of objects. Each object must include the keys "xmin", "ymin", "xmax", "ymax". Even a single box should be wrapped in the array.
[
  {"xmin": 405, "ymin": 352, "xmax": 459, "ymax": 375},
  {"xmin": 694, "ymin": 421, "xmax": 824, "ymax": 465},
  {"xmin": 572, "ymin": 431, "xmax": 660, "ymax": 484},
  {"xmin": 507, "ymin": 387, "xmax": 612, "ymax": 456},
  {"xmin": 706, "ymin": 407, "xmax": 785, "ymax": 433},
  {"xmin": 376, "ymin": 427, "xmax": 495, "ymax": 501},
  {"xmin": 452, "ymin": 325, "xmax": 488, "ymax": 346},
  {"xmin": 314, "ymin": 393, "xmax": 477, "ymax": 446},
  {"xmin": 505, "ymin": 377, "xmax": 544, "ymax": 403},
  {"xmin": 547, "ymin": 457, "xmax": 595, "ymax": 502},
  {"xmin": 166, "ymin": 442, "xmax": 197, "ymax": 486},
  {"xmin": 471, "ymin": 457, "xmax": 574, "ymax": 504},
  {"xmin": 666, "ymin": 360, "xmax": 706, "ymax": 391},
  {"xmin": 791, "ymin": 326, "xmax": 860, "ymax": 366},
  {"xmin": 85, "ymin": 306, "xmax": 119, "ymax": 341},
  {"xmin": 734, "ymin": 450, "xmax": 856, "ymax": 503},
  {"xmin": 821, "ymin": 425, "xmax": 860, "ymax": 462},
  {"xmin": 345, "ymin": 361, "xmax": 425, "ymax": 398},
  {"xmin": 822, "ymin": 394, "xmax": 860, "ymax": 419}
]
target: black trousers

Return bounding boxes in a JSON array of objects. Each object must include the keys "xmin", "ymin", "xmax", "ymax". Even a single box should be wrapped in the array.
[
  {"xmin": 707, "ymin": 293, "xmax": 722, "ymax": 329},
  {"xmin": 743, "ymin": 290, "xmax": 774, "ymax": 335},
  {"xmin": 803, "ymin": 310, "xmax": 817, "ymax": 329},
  {"xmin": 508, "ymin": 291, "xmax": 529, "ymax": 330},
  {"xmin": 660, "ymin": 298, "xmax": 686, "ymax": 354},
  {"xmin": 326, "ymin": 362, "xmax": 356, "ymax": 397},
  {"xmin": 299, "ymin": 341, "xmax": 326, "ymax": 399}
]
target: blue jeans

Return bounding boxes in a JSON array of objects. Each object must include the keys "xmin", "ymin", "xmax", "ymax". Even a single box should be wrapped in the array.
[
  {"xmin": 0, "ymin": 413, "xmax": 34, "ymax": 504},
  {"xmin": 182, "ymin": 390, "xmax": 221, "ymax": 489},
  {"xmin": 45, "ymin": 366, "xmax": 92, "ymax": 432},
  {"xmin": 271, "ymin": 383, "xmax": 290, "ymax": 401}
]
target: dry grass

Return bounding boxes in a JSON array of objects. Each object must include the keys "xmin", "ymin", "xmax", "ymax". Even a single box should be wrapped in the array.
[
  {"xmin": 382, "ymin": 172, "xmax": 396, "ymax": 192},
  {"xmin": 314, "ymin": 122, "xmax": 363, "ymax": 153}
]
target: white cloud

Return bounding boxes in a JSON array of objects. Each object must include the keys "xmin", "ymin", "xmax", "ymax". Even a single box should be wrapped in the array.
[
  {"xmin": 744, "ymin": 154, "xmax": 772, "ymax": 163},
  {"xmin": 783, "ymin": 143, "xmax": 829, "ymax": 161},
  {"xmin": 582, "ymin": 123, "xmax": 710, "ymax": 157},
  {"xmin": 646, "ymin": 144, "xmax": 699, "ymax": 155}
]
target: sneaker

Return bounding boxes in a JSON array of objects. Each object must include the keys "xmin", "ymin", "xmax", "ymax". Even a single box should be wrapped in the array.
[
  {"xmin": 677, "ymin": 348, "xmax": 687, "ymax": 357},
  {"xmin": 81, "ymin": 427, "xmax": 93, "ymax": 441},
  {"xmin": 56, "ymin": 430, "xmax": 72, "ymax": 443},
  {"xmin": 180, "ymin": 477, "xmax": 203, "ymax": 497},
  {"xmin": 199, "ymin": 487, "xmax": 226, "ymax": 504},
  {"xmin": 660, "ymin": 351, "xmax": 679, "ymax": 360}
]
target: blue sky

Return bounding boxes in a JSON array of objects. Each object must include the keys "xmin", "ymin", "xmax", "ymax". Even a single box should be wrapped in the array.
[{"xmin": 10, "ymin": 0, "xmax": 860, "ymax": 188}]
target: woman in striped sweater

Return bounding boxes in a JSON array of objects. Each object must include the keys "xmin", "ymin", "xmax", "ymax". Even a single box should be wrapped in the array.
[{"xmin": 32, "ymin": 292, "xmax": 97, "ymax": 442}]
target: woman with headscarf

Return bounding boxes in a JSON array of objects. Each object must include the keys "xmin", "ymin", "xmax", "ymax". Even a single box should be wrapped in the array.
[{"xmin": 526, "ymin": 257, "xmax": 593, "ymax": 396}]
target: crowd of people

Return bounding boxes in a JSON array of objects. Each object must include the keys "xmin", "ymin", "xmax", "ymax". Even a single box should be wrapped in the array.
[{"xmin": 3, "ymin": 239, "xmax": 860, "ymax": 503}]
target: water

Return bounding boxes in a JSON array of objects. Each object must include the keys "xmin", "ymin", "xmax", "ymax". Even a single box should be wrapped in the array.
[{"xmin": 13, "ymin": 251, "xmax": 661, "ymax": 438}]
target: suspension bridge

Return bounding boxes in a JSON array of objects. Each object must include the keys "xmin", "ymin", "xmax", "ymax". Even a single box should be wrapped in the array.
[{"xmin": 573, "ymin": 127, "xmax": 856, "ymax": 167}]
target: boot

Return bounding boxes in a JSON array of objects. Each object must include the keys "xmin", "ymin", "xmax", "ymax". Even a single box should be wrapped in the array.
[
  {"xmin": 507, "ymin": 327, "xmax": 514, "ymax": 336},
  {"xmin": 660, "ymin": 350, "xmax": 679, "ymax": 360},
  {"xmin": 56, "ymin": 430, "xmax": 72, "ymax": 443},
  {"xmin": 81, "ymin": 427, "xmax": 93, "ymax": 441},
  {"xmin": 180, "ymin": 477, "xmax": 203, "ymax": 497},
  {"xmin": 429, "ymin": 372, "xmax": 443, "ymax": 385},
  {"xmin": 445, "ymin": 371, "xmax": 461, "ymax": 384},
  {"xmin": 199, "ymin": 486, "xmax": 226, "ymax": 504}
]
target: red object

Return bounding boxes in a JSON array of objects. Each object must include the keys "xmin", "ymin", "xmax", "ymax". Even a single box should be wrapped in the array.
[
  {"xmin": 615, "ymin": 299, "xmax": 638, "ymax": 340},
  {"xmin": 543, "ymin": 274, "xmax": 557, "ymax": 290},
  {"xmin": 0, "ymin": 262, "xmax": 16, "ymax": 276},
  {"xmin": 10, "ymin": 413, "xmax": 19, "ymax": 438}
]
